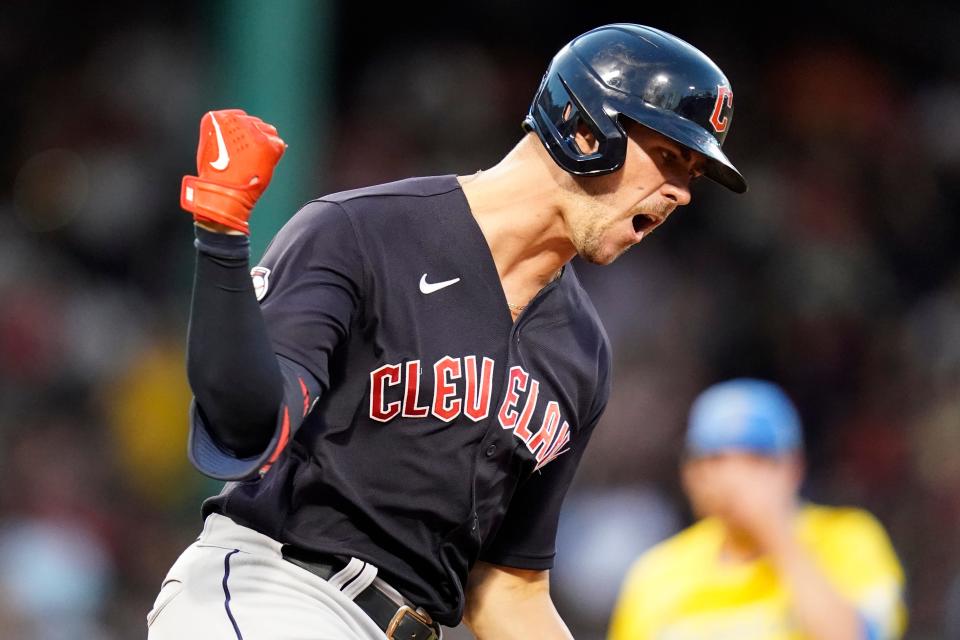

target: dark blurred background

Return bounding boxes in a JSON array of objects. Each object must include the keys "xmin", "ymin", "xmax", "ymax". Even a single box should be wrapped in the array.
[{"xmin": 1, "ymin": 2, "xmax": 959, "ymax": 638}]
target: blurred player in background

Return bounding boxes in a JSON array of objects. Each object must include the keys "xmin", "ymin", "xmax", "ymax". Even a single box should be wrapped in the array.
[{"xmin": 608, "ymin": 379, "xmax": 907, "ymax": 640}]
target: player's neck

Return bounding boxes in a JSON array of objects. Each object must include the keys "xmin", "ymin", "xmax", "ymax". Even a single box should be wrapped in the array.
[{"xmin": 458, "ymin": 137, "xmax": 575, "ymax": 292}]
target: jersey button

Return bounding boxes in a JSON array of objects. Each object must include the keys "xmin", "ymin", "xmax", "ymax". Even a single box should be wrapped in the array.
[{"xmin": 485, "ymin": 444, "xmax": 497, "ymax": 457}]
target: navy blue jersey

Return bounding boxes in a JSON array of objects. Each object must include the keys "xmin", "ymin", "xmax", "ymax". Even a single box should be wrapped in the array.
[{"xmin": 196, "ymin": 175, "xmax": 611, "ymax": 624}]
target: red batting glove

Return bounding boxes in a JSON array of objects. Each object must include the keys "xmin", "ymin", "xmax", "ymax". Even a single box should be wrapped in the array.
[{"xmin": 180, "ymin": 109, "xmax": 287, "ymax": 234}]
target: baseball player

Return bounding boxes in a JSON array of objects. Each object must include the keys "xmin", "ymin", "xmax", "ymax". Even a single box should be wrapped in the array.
[
  {"xmin": 608, "ymin": 379, "xmax": 907, "ymax": 640},
  {"xmin": 148, "ymin": 24, "xmax": 747, "ymax": 639}
]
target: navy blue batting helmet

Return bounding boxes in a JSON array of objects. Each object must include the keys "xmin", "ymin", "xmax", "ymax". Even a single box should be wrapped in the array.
[{"xmin": 524, "ymin": 24, "xmax": 747, "ymax": 193}]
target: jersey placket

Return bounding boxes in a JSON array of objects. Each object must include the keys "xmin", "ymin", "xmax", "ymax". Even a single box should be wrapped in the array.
[{"xmin": 471, "ymin": 272, "xmax": 565, "ymax": 547}]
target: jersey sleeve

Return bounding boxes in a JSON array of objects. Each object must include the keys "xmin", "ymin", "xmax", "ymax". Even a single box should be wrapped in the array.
[
  {"xmin": 480, "ymin": 342, "xmax": 611, "ymax": 569},
  {"xmin": 819, "ymin": 509, "xmax": 907, "ymax": 640},
  {"xmin": 187, "ymin": 200, "xmax": 364, "ymax": 480},
  {"xmin": 188, "ymin": 355, "xmax": 321, "ymax": 480},
  {"xmin": 256, "ymin": 200, "xmax": 366, "ymax": 388}
]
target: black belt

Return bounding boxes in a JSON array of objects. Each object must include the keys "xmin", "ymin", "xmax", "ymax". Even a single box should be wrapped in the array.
[{"xmin": 281, "ymin": 546, "xmax": 441, "ymax": 640}]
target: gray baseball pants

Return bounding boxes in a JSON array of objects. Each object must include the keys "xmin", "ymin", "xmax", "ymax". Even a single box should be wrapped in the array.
[{"xmin": 147, "ymin": 513, "xmax": 388, "ymax": 639}]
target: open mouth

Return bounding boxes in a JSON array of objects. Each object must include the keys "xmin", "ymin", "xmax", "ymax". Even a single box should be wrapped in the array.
[{"xmin": 632, "ymin": 213, "xmax": 660, "ymax": 234}]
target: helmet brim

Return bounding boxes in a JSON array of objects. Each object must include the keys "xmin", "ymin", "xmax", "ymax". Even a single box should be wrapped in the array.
[{"xmin": 622, "ymin": 103, "xmax": 748, "ymax": 194}]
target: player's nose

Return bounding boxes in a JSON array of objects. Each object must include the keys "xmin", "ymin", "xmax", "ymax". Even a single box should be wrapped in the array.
[{"xmin": 661, "ymin": 179, "xmax": 692, "ymax": 207}]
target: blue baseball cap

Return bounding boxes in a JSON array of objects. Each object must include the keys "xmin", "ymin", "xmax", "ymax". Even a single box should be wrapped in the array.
[{"xmin": 685, "ymin": 378, "xmax": 803, "ymax": 458}]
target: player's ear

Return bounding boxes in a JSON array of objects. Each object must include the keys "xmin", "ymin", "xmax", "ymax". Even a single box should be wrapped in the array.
[
  {"xmin": 788, "ymin": 453, "xmax": 805, "ymax": 490},
  {"xmin": 573, "ymin": 119, "xmax": 599, "ymax": 155},
  {"xmin": 680, "ymin": 458, "xmax": 697, "ymax": 495},
  {"xmin": 680, "ymin": 459, "xmax": 712, "ymax": 520}
]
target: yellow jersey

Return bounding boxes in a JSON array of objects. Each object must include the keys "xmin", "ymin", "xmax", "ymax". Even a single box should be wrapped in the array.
[{"xmin": 608, "ymin": 504, "xmax": 906, "ymax": 640}]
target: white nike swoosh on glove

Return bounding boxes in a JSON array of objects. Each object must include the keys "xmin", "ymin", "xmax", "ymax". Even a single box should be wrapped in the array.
[{"xmin": 209, "ymin": 113, "xmax": 230, "ymax": 171}]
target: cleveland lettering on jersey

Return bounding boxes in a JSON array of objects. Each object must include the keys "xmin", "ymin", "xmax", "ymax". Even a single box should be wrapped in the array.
[{"xmin": 369, "ymin": 356, "xmax": 571, "ymax": 469}]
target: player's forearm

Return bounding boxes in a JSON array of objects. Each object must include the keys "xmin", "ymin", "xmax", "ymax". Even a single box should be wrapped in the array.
[
  {"xmin": 187, "ymin": 225, "xmax": 283, "ymax": 456},
  {"xmin": 464, "ymin": 595, "xmax": 573, "ymax": 640},
  {"xmin": 463, "ymin": 564, "xmax": 574, "ymax": 640},
  {"xmin": 765, "ymin": 531, "xmax": 864, "ymax": 640}
]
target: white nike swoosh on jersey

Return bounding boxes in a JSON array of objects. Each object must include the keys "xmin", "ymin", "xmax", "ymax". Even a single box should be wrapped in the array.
[
  {"xmin": 419, "ymin": 274, "xmax": 460, "ymax": 294},
  {"xmin": 209, "ymin": 113, "xmax": 230, "ymax": 171}
]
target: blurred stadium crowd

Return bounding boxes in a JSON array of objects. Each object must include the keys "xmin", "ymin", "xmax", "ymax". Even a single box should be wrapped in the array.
[{"xmin": 1, "ymin": 3, "xmax": 958, "ymax": 639}]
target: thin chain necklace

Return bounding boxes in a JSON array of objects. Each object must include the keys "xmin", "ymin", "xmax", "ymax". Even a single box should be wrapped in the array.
[{"xmin": 507, "ymin": 267, "xmax": 563, "ymax": 313}]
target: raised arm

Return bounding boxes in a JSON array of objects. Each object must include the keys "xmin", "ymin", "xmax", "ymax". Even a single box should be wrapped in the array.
[
  {"xmin": 178, "ymin": 110, "xmax": 364, "ymax": 481},
  {"xmin": 179, "ymin": 109, "xmax": 294, "ymax": 465}
]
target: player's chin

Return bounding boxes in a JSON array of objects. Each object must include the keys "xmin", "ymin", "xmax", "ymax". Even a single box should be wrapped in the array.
[
  {"xmin": 577, "ymin": 224, "xmax": 640, "ymax": 265},
  {"xmin": 579, "ymin": 241, "xmax": 632, "ymax": 265}
]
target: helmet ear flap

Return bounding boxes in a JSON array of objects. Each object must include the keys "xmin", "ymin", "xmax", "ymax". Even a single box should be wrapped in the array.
[{"xmin": 524, "ymin": 67, "xmax": 627, "ymax": 175}]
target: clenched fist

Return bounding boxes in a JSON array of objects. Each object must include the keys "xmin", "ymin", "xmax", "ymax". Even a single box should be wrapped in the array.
[{"xmin": 180, "ymin": 109, "xmax": 287, "ymax": 234}]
